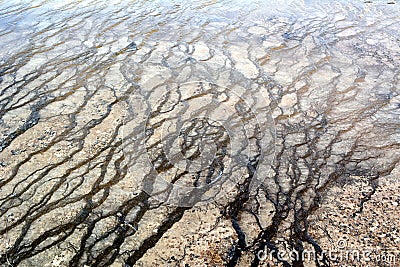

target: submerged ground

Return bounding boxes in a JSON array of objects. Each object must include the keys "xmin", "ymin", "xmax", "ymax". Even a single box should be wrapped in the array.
[{"xmin": 0, "ymin": 0, "xmax": 399, "ymax": 266}]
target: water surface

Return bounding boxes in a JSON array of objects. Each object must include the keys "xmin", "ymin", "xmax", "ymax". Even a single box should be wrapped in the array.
[{"xmin": 0, "ymin": 1, "xmax": 399, "ymax": 266}]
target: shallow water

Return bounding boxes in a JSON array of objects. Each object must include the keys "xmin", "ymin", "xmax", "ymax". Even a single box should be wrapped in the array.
[{"xmin": 0, "ymin": 0, "xmax": 399, "ymax": 266}]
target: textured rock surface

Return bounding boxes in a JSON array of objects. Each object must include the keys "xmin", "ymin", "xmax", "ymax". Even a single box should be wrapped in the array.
[{"xmin": 0, "ymin": 0, "xmax": 399, "ymax": 267}]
